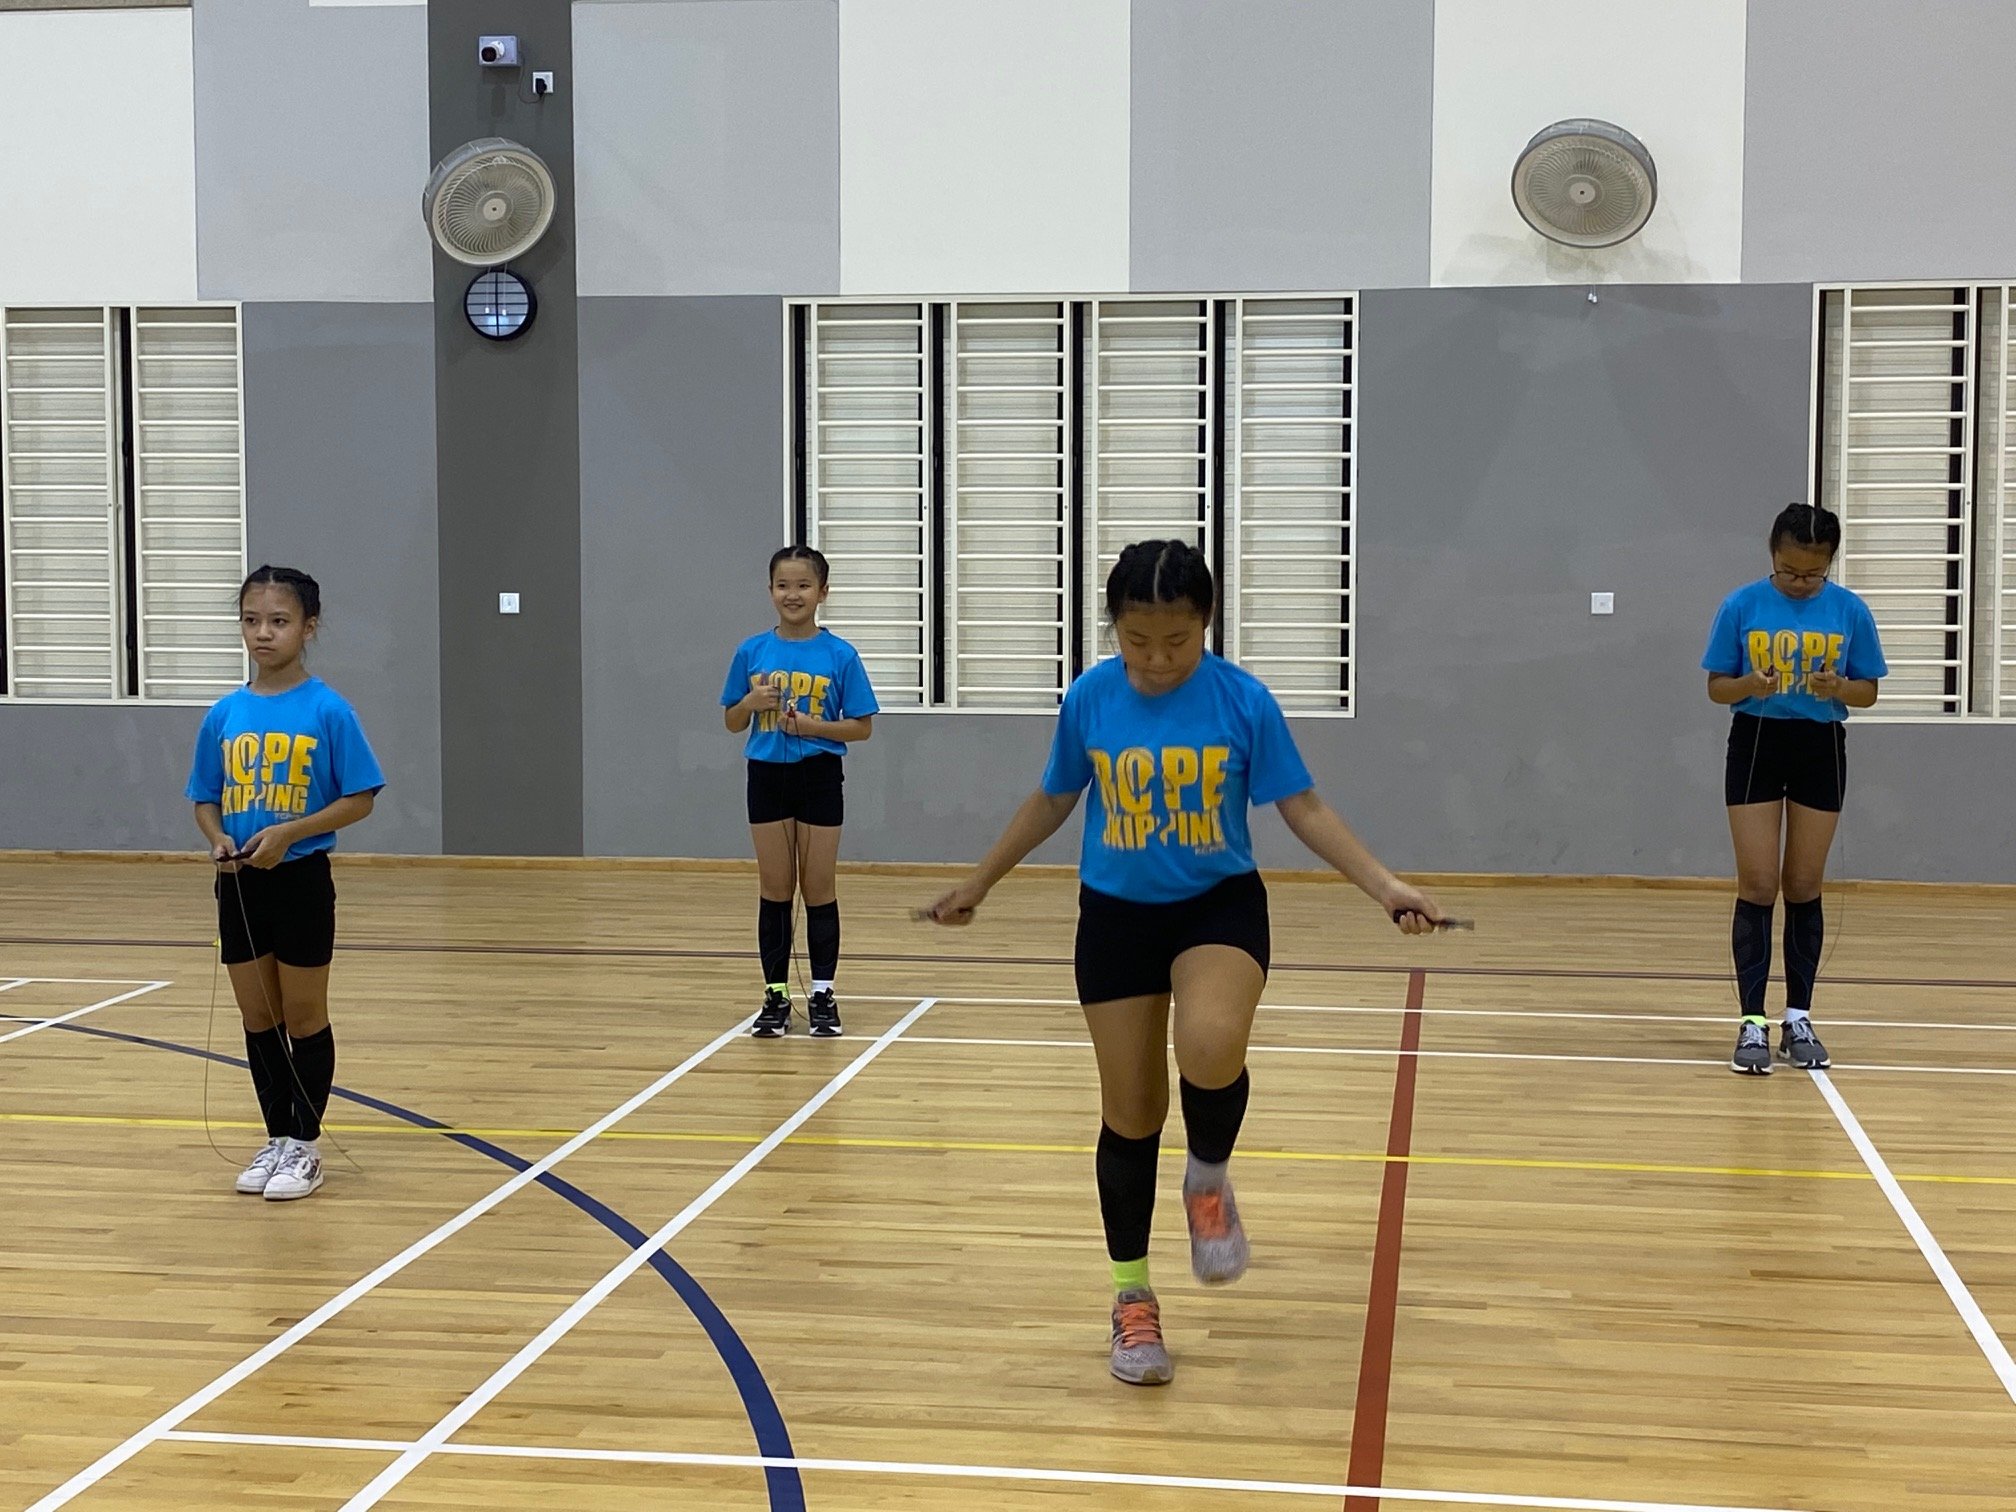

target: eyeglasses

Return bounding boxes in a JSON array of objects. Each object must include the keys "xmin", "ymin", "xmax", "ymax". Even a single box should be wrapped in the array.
[{"xmin": 1772, "ymin": 563, "xmax": 1831, "ymax": 586}]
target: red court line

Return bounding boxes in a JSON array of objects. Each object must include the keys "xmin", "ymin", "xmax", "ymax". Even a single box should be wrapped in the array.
[
  {"xmin": 0, "ymin": 935, "xmax": 2009, "ymax": 990},
  {"xmin": 1344, "ymin": 968, "xmax": 1424, "ymax": 1512}
]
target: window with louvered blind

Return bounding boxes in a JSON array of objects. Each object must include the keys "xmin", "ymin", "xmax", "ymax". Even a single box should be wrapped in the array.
[
  {"xmin": 800, "ymin": 302, "xmax": 931, "ymax": 707},
  {"xmin": 1084, "ymin": 299, "xmax": 1213, "ymax": 664},
  {"xmin": 1815, "ymin": 284, "xmax": 2014, "ymax": 720},
  {"xmin": 1225, "ymin": 297, "xmax": 1353, "ymax": 712},
  {"xmin": 948, "ymin": 301, "xmax": 1070, "ymax": 709},
  {"xmin": 787, "ymin": 293, "xmax": 1357, "ymax": 715},
  {"xmin": 0, "ymin": 303, "xmax": 244, "ymax": 703}
]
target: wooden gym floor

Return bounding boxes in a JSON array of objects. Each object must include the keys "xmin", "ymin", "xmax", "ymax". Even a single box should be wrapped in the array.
[{"xmin": 1, "ymin": 856, "xmax": 2012, "ymax": 1511}]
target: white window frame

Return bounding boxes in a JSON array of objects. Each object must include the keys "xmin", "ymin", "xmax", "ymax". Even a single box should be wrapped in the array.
[
  {"xmin": 1811, "ymin": 281, "xmax": 2015, "ymax": 723},
  {"xmin": 1, "ymin": 300, "xmax": 246, "ymax": 707},
  {"xmin": 785, "ymin": 292, "xmax": 1358, "ymax": 718}
]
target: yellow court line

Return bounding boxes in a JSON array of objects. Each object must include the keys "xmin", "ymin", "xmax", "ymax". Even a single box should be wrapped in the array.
[{"xmin": 5, "ymin": 1109, "xmax": 2013, "ymax": 1188}]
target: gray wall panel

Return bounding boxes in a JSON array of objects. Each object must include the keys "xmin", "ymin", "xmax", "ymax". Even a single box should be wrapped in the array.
[
  {"xmin": 574, "ymin": 0, "xmax": 841, "ymax": 297},
  {"xmin": 0, "ymin": 706, "xmax": 209, "ymax": 851},
  {"xmin": 1744, "ymin": 0, "xmax": 2016, "ymax": 282},
  {"xmin": 241, "ymin": 302, "xmax": 443, "ymax": 854},
  {"xmin": 430, "ymin": 0, "xmax": 583, "ymax": 855},
  {"xmin": 1129, "ymin": 0, "xmax": 1433, "ymax": 293},
  {"xmin": 1343, "ymin": 283, "xmax": 2014, "ymax": 882},
  {"xmin": 193, "ymin": 0, "xmax": 432, "ymax": 302}
]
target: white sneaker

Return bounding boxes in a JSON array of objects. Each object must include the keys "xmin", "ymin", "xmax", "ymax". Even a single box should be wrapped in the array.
[
  {"xmin": 263, "ymin": 1140, "xmax": 324, "ymax": 1201},
  {"xmin": 235, "ymin": 1137, "xmax": 290, "ymax": 1195}
]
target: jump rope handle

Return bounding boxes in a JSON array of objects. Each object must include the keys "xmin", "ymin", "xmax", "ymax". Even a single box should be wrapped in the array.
[{"xmin": 1393, "ymin": 909, "xmax": 1475, "ymax": 932}]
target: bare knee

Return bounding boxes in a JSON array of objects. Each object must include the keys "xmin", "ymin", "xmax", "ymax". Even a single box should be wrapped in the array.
[
  {"xmin": 1781, "ymin": 871, "xmax": 1825, "ymax": 905},
  {"xmin": 1735, "ymin": 868, "xmax": 1780, "ymax": 906},
  {"xmin": 1175, "ymin": 1041, "xmax": 1247, "ymax": 1092},
  {"xmin": 1100, "ymin": 1087, "xmax": 1169, "ymax": 1140}
]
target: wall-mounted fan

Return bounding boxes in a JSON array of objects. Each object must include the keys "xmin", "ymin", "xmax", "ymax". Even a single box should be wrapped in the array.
[
  {"xmin": 423, "ymin": 138, "xmax": 556, "ymax": 267},
  {"xmin": 1511, "ymin": 119, "xmax": 1657, "ymax": 249}
]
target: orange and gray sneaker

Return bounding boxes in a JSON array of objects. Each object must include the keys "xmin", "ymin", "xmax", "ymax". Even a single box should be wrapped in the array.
[
  {"xmin": 1182, "ymin": 1178, "xmax": 1250, "ymax": 1285},
  {"xmin": 1109, "ymin": 1287, "xmax": 1173, "ymax": 1385}
]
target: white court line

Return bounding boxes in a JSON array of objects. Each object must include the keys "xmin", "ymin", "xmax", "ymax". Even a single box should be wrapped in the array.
[
  {"xmin": 0, "ymin": 982, "xmax": 169, "ymax": 1046},
  {"xmin": 853, "ymin": 993, "xmax": 2016, "ymax": 1034},
  {"xmin": 337, "ymin": 996, "xmax": 939, "ymax": 1510},
  {"xmin": 0, "ymin": 977, "xmax": 28, "ymax": 993},
  {"xmin": 23, "ymin": 1014, "xmax": 761, "ymax": 1512},
  {"xmin": 897, "ymin": 1034, "xmax": 2016, "ymax": 1077},
  {"xmin": 161, "ymin": 1429, "xmax": 1815, "ymax": 1512},
  {"xmin": 13, "ymin": 975, "xmax": 177, "ymax": 986},
  {"xmin": 1812, "ymin": 1070, "xmax": 2016, "ymax": 1406}
]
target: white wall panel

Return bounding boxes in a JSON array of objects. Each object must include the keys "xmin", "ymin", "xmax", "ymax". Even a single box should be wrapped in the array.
[
  {"xmin": 839, "ymin": 0, "xmax": 1129, "ymax": 296},
  {"xmin": 1430, "ymin": 0, "xmax": 1745, "ymax": 287},
  {"xmin": 0, "ymin": 10, "xmax": 199, "ymax": 305}
]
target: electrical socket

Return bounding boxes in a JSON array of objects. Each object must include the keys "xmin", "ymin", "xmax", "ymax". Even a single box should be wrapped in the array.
[
  {"xmin": 1590, "ymin": 591, "xmax": 1615, "ymax": 615},
  {"xmin": 499, "ymin": 592, "xmax": 521, "ymax": 615}
]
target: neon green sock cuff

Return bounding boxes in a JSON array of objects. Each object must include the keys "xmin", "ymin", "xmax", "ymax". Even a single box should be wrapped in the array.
[
  {"xmin": 1110, "ymin": 1257, "xmax": 1150, "ymax": 1292},
  {"xmin": 1743, "ymin": 1014, "xmax": 1768, "ymax": 1027}
]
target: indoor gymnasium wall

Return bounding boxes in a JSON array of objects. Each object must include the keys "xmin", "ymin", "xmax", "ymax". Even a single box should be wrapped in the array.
[{"xmin": 4, "ymin": 0, "xmax": 2013, "ymax": 879}]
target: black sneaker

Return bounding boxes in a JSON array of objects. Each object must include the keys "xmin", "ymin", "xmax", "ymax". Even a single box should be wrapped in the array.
[
  {"xmin": 807, "ymin": 989, "xmax": 843, "ymax": 1038},
  {"xmin": 751, "ymin": 988, "xmax": 792, "ymax": 1038},
  {"xmin": 1778, "ymin": 1016, "xmax": 1830, "ymax": 1070},
  {"xmin": 1730, "ymin": 1020, "xmax": 1773, "ymax": 1075}
]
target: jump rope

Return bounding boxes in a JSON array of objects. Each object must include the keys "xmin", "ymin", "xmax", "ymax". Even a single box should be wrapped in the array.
[{"xmin": 202, "ymin": 853, "xmax": 363, "ymax": 1174}]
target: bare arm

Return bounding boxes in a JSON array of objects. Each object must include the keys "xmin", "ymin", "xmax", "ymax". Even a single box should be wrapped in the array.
[
  {"xmin": 1708, "ymin": 667, "xmax": 1776, "ymax": 705},
  {"xmin": 924, "ymin": 788, "xmax": 1081, "ymax": 923},
  {"xmin": 783, "ymin": 711, "xmax": 874, "ymax": 744},
  {"xmin": 236, "ymin": 792, "xmax": 377, "ymax": 869},
  {"xmin": 193, "ymin": 801, "xmax": 234, "ymax": 868},
  {"xmin": 724, "ymin": 684, "xmax": 782, "ymax": 734},
  {"xmin": 1809, "ymin": 667, "xmax": 1877, "ymax": 708},
  {"xmin": 1276, "ymin": 789, "xmax": 1444, "ymax": 934}
]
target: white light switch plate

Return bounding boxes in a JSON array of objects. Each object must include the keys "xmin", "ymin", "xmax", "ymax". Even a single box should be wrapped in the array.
[
  {"xmin": 499, "ymin": 592, "xmax": 521, "ymax": 615},
  {"xmin": 1590, "ymin": 592, "xmax": 1615, "ymax": 615}
]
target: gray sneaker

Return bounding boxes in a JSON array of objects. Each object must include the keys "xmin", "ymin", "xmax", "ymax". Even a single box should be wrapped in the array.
[
  {"xmin": 1183, "ymin": 1178, "xmax": 1250, "ymax": 1285},
  {"xmin": 1731, "ymin": 1020, "xmax": 1773, "ymax": 1075},
  {"xmin": 1778, "ymin": 1017, "xmax": 1831, "ymax": 1070},
  {"xmin": 1109, "ymin": 1287, "xmax": 1173, "ymax": 1386}
]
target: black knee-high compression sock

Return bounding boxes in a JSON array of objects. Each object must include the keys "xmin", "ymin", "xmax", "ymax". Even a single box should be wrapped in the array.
[
  {"xmin": 1733, "ymin": 899, "xmax": 1774, "ymax": 1018},
  {"xmin": 243, "ymin": 1027, "xmax": 292, "ymax": 1139},
  {"xmin": 806, "ymin": 901, "xmax": 839, "ymax": 986},
  {"xmin": 1096, "ymin": 1123, "xmax": 1161, "ymax": 1277},
  {"xmin": 1179, "ymin": 1069, "xmax": 1251, "ymax": 1173},
  {"xmin": 758, "ymin": 897, "xmax": 793, "ymax": 989},
  {"xmin": 288, "ymin": 1027, "xmax": 335, "ymax": 1142},
  {"xmin": 1783, "ymin": 896, "xmax": 1824, "ymax": 1015}
]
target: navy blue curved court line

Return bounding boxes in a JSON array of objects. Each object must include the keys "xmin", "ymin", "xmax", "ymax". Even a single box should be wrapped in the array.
[{"xmin": 47, "ymin": 1019, "xmax": 807, "ymax": 1512}]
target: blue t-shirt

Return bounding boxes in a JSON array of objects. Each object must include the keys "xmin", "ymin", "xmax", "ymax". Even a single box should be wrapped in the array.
[
  {"xmin": 721, "ymin": 628, "xmax": 880, "ymax": 762},
  {"xmin": 1702, "ymin": 579, "xmax": 1888, "ymax": 723},
  {"xmin": 184, "ymin": 678, "xmax": 386, "ymax": 861},
  {"xmin": 1042, "ymin": 654, "xmax": 1314, "ymax": 905}
]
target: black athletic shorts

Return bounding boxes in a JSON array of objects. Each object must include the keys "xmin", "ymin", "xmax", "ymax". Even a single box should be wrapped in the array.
[
  {"xmin": 1725, "ymin": 712, "xmax": 1847, "ymax": 813},
  {"xmin": 1074, "ymin": 871, "xmax": 1271, "ymax": 1006},
  {"xmin": 746, "ymin": 753, "xmax": 844, "ymax": 827},
  {"xmin": 215, "ymin": 850, "xmax": 337, "ymax": 968}
]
